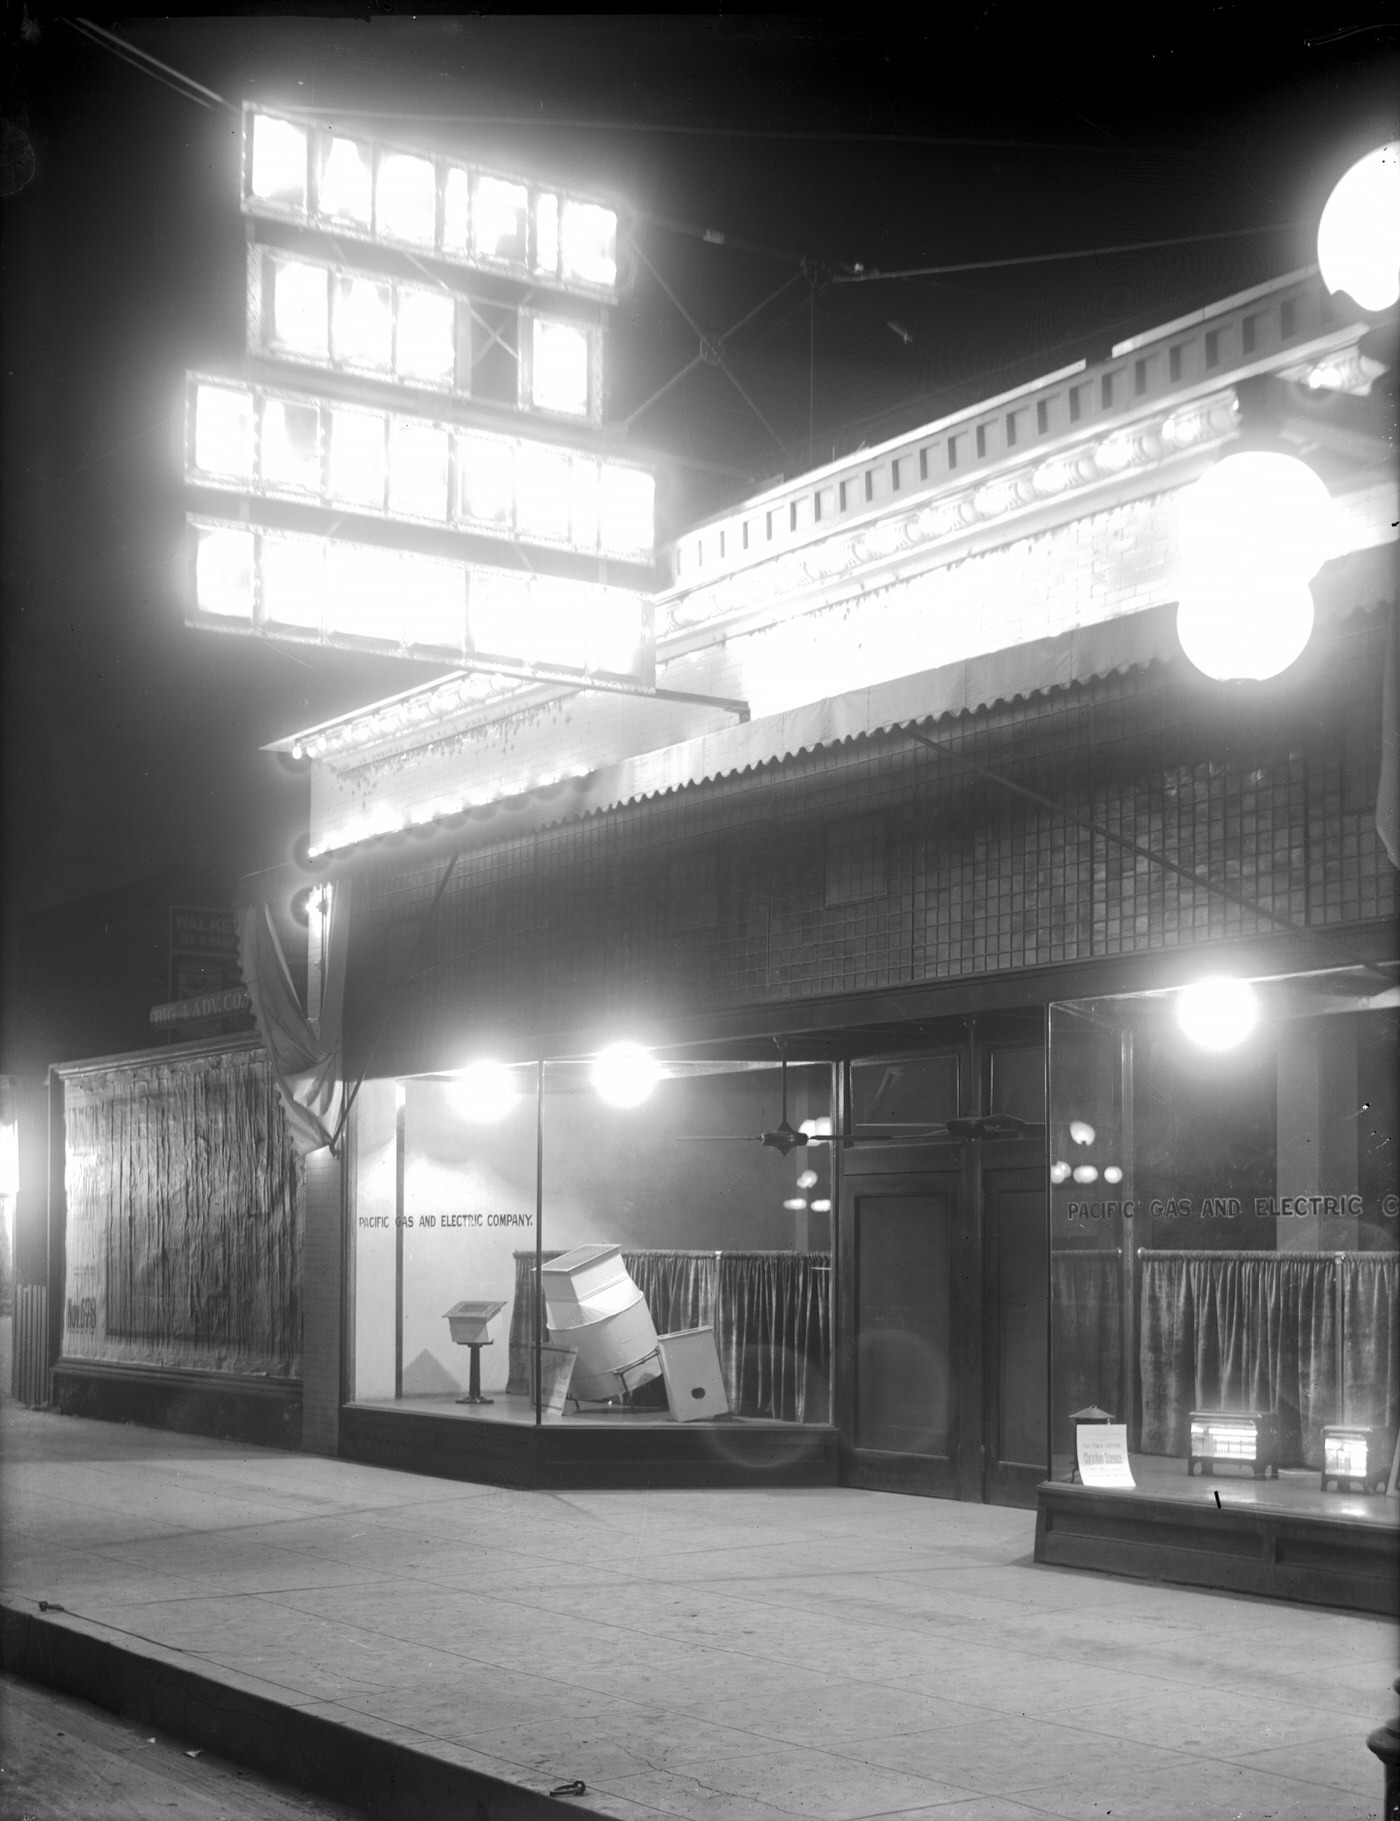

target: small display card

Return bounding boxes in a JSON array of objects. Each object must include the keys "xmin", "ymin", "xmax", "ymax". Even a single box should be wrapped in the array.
[{"xmin": 1077, "ymin": 1422, "xmax": 1135, "ymax": 1489}]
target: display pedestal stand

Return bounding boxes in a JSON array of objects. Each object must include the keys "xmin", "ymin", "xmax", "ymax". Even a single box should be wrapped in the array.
[{"xmin": 455, "ymin": 1341, "xmax": 494, "ymax": 1406}]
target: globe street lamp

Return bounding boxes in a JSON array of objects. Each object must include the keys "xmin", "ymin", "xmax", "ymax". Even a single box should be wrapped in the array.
[{"xmin": 1175, "ymin": 142, "xmax": 1396, "ymax": 684}]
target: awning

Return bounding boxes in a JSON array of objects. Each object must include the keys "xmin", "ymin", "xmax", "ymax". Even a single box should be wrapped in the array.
[
  {"xmin": 323, "ymin": 545, "xmax": 1394, "ymax": 867},
  {"xmin": 324, "ymin": 603, "xmax": 1182, "ymax": 864}
]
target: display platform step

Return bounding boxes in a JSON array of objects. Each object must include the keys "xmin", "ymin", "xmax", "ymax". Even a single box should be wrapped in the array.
[
  {"xmin": 340, "ymin": 1402, "xmax": 838, "ymax": 1491},
  {"xmin": 1035, "ymin": 1477, "xmax": 1399, "ymax": 1615},
  {"xmin": 51, "ymin": 1360, "xmax": 301, "ymax": 1451}
]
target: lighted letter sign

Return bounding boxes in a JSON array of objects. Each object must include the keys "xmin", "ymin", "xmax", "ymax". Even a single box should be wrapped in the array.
[
  {"xmin": 185, "ymin": 375, "xmax": 654, "ymax": 562},
  {"xmin": 188, "ymin": 517, "xmax": 651, "ymax": 681},
  {"xmin": 246, "ymin": 246, "xmax": 602, "ymax": 420},
  {"xmin": 242, "ymin": 105, "xmax": 621, "ymax": 301}
]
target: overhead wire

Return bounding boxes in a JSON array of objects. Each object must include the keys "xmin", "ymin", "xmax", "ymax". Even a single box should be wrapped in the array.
[{"xmin": 68, "ymin": 18, "xmax": 236, "ymax": 115}]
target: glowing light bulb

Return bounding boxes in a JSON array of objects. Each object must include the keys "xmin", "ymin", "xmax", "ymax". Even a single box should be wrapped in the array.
[
  {"xmin": 591, "ymin": 1043, "xmax": 659, "ymax": 1109},
  {"xmin": 1073, "ymin": 1165, "xmax": 1099, "ymax": 1185},
  {"xmin": 448, "ymin": 1061, "xmax": 519, "ymax": 1123},
  {"xmin": 1069, "ymin": 1120, "xmax": 1096, "ymax": 1147},
  {"xmin": 1050, "ymin": 1161, "xmax": 1072, "ymax": 1185},
  {"xmin": 1176, "ymin": 978, "xmax": 1259, "ymax": 1052},
  {"xmin": 1103, "ymin": 1166, "xmax": 1124, "ymax": 1185},
  {"xmin": 796, "ymin": 1169, "xmax": 819, "ymax": 1190}
]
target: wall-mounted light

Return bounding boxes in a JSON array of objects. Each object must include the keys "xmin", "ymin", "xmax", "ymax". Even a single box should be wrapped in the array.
[
  {"xmin": 1317, "ymin": 142, "xmax": 1400, "ymax": 314},
  {"xmin": 591, "ymin": 1043, "xmax": 659, "ymax": 1108},
  {"xmin": 1175, "ymin": 451, "xmax": 1335, "ymax": 683}
]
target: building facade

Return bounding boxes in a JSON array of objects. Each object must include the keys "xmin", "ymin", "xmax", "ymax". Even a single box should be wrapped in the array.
[{"xmin": 49, "ymin": 267, "xmax": 1400, "ymax": 1607}]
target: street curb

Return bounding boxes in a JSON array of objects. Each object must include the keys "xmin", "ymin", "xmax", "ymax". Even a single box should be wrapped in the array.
[{"xmin": 0, "ymin": 1600, "xmax": 604, "ymax": 1821}]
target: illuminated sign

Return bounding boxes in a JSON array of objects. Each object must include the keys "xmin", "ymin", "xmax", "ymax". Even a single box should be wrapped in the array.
[
  {"xmin": 188, "ymin": 517, "xmax": 652, "ymax": 680},
  {"xmin": 245, "ymin": 245, "xmax": 605, "ymax": 421},
  {"xmin": 185, "ymin": 375, "xmax": 654, "ymax": 563},
  {"xmin": 242, "ymin": 105, "xmax": 621, "ymax": 301}
]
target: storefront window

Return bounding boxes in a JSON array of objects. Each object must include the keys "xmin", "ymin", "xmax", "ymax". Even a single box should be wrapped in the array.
[
  {"xmin": 1049, "ymin": 968, "xmax": 1399, "ymax": 1496},
  {"xmin": 350, "ymin": 1057, "xmax": 834, "ymax": 1427}
]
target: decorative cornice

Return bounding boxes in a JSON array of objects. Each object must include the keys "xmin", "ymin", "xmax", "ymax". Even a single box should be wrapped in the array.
[{"xmin": 660, "ymin": 388, "xmax": 1242, "ymax": 636}]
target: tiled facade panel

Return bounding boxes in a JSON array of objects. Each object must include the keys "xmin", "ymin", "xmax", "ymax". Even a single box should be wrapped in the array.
[{"xmin": 346, "ymin": 620, "xmax": 1394, "ymax": 1073}]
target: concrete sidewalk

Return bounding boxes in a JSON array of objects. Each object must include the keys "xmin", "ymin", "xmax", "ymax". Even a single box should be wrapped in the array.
[{"xmin": 1, "ymin": 1395, "xmax": 1394, "ymax": 1821}]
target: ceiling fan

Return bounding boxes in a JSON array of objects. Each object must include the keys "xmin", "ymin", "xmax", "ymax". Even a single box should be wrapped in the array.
[
  {"xmin": 672, "ymin": 1055, "xmax": 842, "ymax": 1154},
  {"xmin": 757, "ymin": 1056, "xmax": 835, "ymax": 1155}
]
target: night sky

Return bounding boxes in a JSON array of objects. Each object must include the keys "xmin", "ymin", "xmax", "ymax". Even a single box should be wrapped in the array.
[{"xmin": 2, "ymin": 10, "xmax": 1395, "ymax": 953}]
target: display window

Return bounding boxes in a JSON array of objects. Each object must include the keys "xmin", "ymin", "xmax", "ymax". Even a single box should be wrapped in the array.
[
  {"xmin": 1049, "ymin": 967, "xmax": 1399, "ymax": 1508},
  {"xmin": 348, "ymin": 1056, "xmax": 834, "ymax": 1428}
]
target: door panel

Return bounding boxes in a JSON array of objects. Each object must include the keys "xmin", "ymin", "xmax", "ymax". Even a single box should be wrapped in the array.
[
  {"xmin": 984, "ymin": 1167, "xmax": 1049, "ymax": 1506},
  {"xmin": 842, "ymin": 1163, "xmax": 961, "ymax": 1496},
  {"xmin": 855, "ymin": 1191, "xmax": 952, "ymax": 1456},
  {"xmin": 839, "ymin": 1140, "xmax": 1047, "ymax": 1506}
]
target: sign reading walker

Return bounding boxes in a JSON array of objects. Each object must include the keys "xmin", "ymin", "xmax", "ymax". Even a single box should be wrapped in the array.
[{"xmin": 1077, "ymin": 1423, "xmax": 1136, "ymax": 1489}]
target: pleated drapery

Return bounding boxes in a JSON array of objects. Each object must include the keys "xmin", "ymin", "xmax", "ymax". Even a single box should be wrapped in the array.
[
  {"xmin": 62, "ymin": 1047, "xmax": 303, "ymax": 1377},
  {"xmin": 1139, "ymin": 1251, "xmax": 1397, "ymax": 1468},
  {"xmin": 507, "ymin": 1248, "xmax": 831, "ymax": 1420}
]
